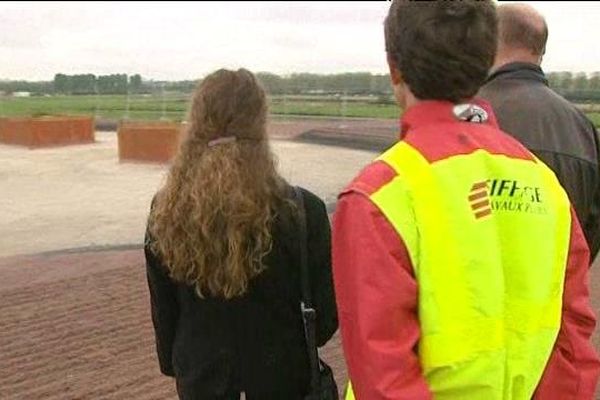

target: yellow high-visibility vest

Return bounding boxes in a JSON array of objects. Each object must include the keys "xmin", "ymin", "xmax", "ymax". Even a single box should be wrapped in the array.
[{"xmin": 345, "ymin": 141, "xmax": 571, "ymax": 399}]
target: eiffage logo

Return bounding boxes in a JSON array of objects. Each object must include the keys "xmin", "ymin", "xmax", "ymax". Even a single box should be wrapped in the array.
[
  {"xmin": 469, "ymin": 178, "xmax": 548, "ymax": 220},
  {"xmin": 469, "ymin": 181, "xmax": 491, "ymax": 219}
]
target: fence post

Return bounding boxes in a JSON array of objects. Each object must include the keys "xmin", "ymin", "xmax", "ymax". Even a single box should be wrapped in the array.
[
  {"xmin": 160, "ymin": 83, "xmax": 167, "ymax": 121},
  {"xmin": 94, "ymin": 81, "xmax": 100, "ymax": 120},
  {"xmin": 125, "ymin": 90, "xmax": 130, "ymax": 120}
]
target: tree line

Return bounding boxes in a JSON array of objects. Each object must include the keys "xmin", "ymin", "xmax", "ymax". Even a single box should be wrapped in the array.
[
  {"xmin": 0, "ymin": 74, "xmax": 143, "ymax": 95},
  {"xmin": 1, "ymin": 71, "xmax": 600, "ymax": 101},
  {"xmin": 52, "ymin": 73, "xmax": 143, "ymax": 95},
  {"xmin": 0, "ymin": 72, "xmax": 392, "ymax": 96},
  {"xmin": 255, "ymin": 72, "xmax": 392, "ymax": 95},
  {"xmin": 547, "ymin": 71, "xmax": 600, "ymax": 102}
]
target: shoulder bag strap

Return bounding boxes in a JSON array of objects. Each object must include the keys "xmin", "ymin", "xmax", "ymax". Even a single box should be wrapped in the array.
[{"xmin": 292, "ymin": 186, "xmax": 321, "ymax": 393}]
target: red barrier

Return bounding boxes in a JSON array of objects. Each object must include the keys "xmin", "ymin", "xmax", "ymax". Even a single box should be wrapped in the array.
[
  {"xmin": 118, "ymin": 121, "xmax": 183, "ymax": 163},
  {"xmin": 0, "ymin": 116, "xmax": 95, "ymax": 148}
]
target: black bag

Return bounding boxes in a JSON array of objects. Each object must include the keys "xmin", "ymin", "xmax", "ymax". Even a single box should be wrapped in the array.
[{"xmin": 292, "ymin": 186, "xmax": 339, "ymax": 400}]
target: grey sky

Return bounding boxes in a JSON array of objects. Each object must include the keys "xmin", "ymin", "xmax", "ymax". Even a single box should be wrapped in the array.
[{"xmin": 1, "ymin": 1, "xmax": 598, "ymax": 81}]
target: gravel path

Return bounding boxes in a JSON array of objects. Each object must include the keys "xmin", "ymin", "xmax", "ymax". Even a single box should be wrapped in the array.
[{"xmin": 0, "ymin": 131, "xmax": 377, "ymax": 258}]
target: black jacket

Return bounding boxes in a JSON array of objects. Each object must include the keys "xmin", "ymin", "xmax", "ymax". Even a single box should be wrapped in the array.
[
  {"xmin": 479, "ymin": 62, "xmax": 600, "ymax": 259},
  {"xmin": 144, "ymin": 187, "xmax": 338, "ymax": 399}
]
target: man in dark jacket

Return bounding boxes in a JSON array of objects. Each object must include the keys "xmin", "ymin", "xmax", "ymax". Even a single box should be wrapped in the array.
[{"xmin": 479, "ymin": 3, "xmax": 600, "ymax": 260}]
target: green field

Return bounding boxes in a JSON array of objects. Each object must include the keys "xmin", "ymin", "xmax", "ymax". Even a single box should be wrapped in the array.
[
  {"xmin": 0, "ymin": 94, "xmax": 400, "ymax": 121},
  {"xmin": 587, "ymin": 112, "xmax": 600, "ymax": 127},
  {"xmin": 1, "ymin": 94, "xmax": 598, "ymax": 126},
  {"xmin": 0, "ymin": 95, "xmax": 189, "ymax": 121}
]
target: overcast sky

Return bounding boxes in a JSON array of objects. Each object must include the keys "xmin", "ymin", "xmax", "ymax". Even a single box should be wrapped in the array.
[{"xmin": 1, "ymin": 1, "xmax": 599, "ymax": 81}]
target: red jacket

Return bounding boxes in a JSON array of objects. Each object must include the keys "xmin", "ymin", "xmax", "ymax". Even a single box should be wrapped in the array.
[{"xmin": 332, "ymin": 100, "xmax": 600, "ymax": 399}]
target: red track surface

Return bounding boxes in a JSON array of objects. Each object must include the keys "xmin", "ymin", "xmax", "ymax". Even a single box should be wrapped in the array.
[{"xmin": 0, "ymin": 249, "xmax": 347, "ymax": 399}]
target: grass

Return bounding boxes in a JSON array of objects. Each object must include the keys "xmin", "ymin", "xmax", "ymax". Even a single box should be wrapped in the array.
[
  {"xmin": 586, "ymin": 112, "xmax": 600, "ymax": 127},
  {"xmin": 269, "ymin": 98, "xmax": 399, "ymax": 119},
  {"xmin": 0, "ymin": 94, "xmax": 399, "ymax": 122},
  {"xmin": 0, "ymin": 95, "xmax": 188, "ymax": 122},
  {"xmin": 1, "ymin": 94, "xmax": 598, "ymax": 126}
]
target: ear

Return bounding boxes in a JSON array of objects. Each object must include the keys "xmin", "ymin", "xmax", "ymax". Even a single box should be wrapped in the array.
[{"xmin": 387, "ymin": 53, "xmax": 403, "ymax": 85}]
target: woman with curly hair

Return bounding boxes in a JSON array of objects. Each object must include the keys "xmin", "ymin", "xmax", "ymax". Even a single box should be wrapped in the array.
[{"xmin": 144, "ymin": 68, "xmax": 338, "ymax": 400}]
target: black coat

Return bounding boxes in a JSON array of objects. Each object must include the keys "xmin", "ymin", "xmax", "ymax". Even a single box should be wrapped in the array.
[
  {"xmin": 144, "ymin": 187, "xmax": 338, "ymax": 399},
  {"xmin": 480, "ymin": 62, "xmax": 600, "ymax": 258}
]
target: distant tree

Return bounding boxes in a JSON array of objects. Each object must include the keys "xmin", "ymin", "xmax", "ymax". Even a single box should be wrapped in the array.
[
  {"xmin": 341, "ymin": 72, "xmax": 372, "ymax": 94},
  {"xmin": 546, "ymin": 72, "xmax": 561, "ymax": 89},
  {"xmin": 287, "ymin": 73, "xmax": 320, "ymax": 94},
  {"xmin": 573, "ymin": 72, "xmax": 589, "ymax": 90},
  {"xmin": 372, "ymin": 74, "xmax": 392, "ymax": 95},
  {"xmin": 558, "ymin": 71, "xmax": 573, "ymax": 90},
  {"xmin": 97, "ymin": 75, "xmax": 111, "ymax": 94},
  {"xmin": 164, "ymin": 79, "xmax": 197, "ymax": 93},
  {"xmin": 15, "ymin": 71, "xmax": 403, "ymax": 98},
  {"xmin": 96, "ymin": 74, "xmax": 128, "ymax": 94},
  {"xmin": 129, "ymin": 74, "xmax": 142, "ymax": 93},
  {"xmin": 256, "ymin": 72, "xmax": 285, "ymax": 95},
  {"xmin": 70, "ymin": 74, "xmax": 96, "ymax": 94},
  {"xmin": 0, "ymin": 80, "xmax": 53, "ymax": 94},
  {"xmin": 589, "ymin": 72, "xmax": 600, "ymax": 90},
  {"xmin": 116, "ymin": 74, "xmax": 128, "ymax": 94},
  {"xmin": 54, "ymin": 73, "xmax": 70, "ymax": 94}
]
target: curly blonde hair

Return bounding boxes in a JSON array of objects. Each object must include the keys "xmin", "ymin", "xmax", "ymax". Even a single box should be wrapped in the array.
[{"xmin": 148, "ymin": 68, "xmax": 290, "ymax": 299}]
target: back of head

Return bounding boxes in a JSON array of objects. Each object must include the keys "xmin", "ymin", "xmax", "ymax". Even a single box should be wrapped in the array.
[
  {"xmin": 384, "ymin": 0, "xmax": 498, "ymax": 103},
  {"xmin": 187, "ymin": 68, "xmax": 268, "ymax": 144},
  {"xmin": 149, "ymin": 68, "xmax": 288, "ymax": 299},
  {"xmin": 497, "ymin": 3, "xmax": 548, "ymax": 59}
]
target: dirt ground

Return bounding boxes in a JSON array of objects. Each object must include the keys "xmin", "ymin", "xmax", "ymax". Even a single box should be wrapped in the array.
[
  {"xmin": 0, "ymin": 248, "xmax": 348, "ymax": 399},
  {"xmin": 1, "ymin": 118, "xmax": 600, "ymax": 399},
  {"xmin": 0, "ymin": 127, "xmax": 381, "ymax": 258}
]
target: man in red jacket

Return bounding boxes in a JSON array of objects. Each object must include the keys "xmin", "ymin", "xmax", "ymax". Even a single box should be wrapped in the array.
[{"xmin": 333, "ymin": 1, "xmax": 600, "ymax": 399}]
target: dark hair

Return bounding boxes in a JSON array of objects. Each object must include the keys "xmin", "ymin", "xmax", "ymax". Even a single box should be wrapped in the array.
[
  {"xmin": 384, "ymin": 0, "xmax": 498, "ymax": 103},
  {"xmin": 498, "ymin": 5, "xmax": 548, "ymax": 56}
]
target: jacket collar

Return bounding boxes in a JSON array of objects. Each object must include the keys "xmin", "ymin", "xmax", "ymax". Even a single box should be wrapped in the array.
[
  {"xmin": 399, "ymin": 98, "xmax": 499, "ymax": 137},
  {"xmin": 486, "ymin": 62, "xmax": 549, "ymax": 86}
]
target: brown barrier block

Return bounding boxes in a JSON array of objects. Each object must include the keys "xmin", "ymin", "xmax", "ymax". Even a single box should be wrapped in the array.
[
  {"xmin": 0, "ymin": 116, "xmax": 95, "ymax": 148},
  {"xmin": 0, "ymin": 118, "xmax": 32, "ymax": 147},
  {"xmin": 118, "ymin": 121, "xmax": 183, "ymax": 163}
]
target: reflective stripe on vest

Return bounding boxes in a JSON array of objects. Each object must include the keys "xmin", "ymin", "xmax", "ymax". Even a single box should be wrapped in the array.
[{"xmin": 345, "ymin": 141, "xmax": 571, "ymax": 400}]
